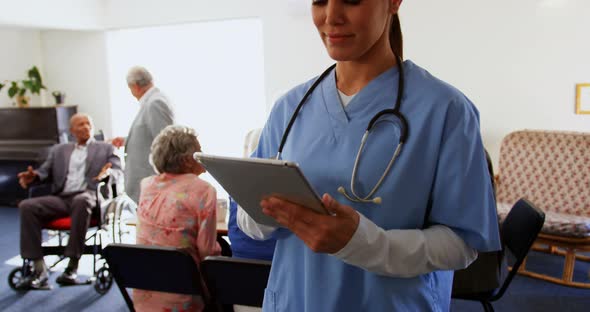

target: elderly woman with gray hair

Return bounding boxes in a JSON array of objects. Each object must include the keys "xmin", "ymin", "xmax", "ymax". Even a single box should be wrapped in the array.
[{"xmin": 134, "ymin": 125, "xmax": 220, "ymax": 312}]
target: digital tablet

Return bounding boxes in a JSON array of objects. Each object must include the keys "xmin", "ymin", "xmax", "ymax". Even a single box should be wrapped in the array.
[{"xmin": 193, "ymin": 152, "xmax": 327, "ymax": 227}]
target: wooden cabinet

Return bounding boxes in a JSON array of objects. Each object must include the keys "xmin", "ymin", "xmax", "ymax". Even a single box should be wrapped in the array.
[{"xmin": 0, "ymin": 105, "xmax": 77, "ymax": 205}]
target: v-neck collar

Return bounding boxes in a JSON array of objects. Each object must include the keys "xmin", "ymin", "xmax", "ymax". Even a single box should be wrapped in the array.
[
  {"xmin": 321, "ymin": 67, "xmax": 348, "ymax": 125},
  {"xmin": 320, "ymin": 63, "xmax": 402, "ymax": 126}
]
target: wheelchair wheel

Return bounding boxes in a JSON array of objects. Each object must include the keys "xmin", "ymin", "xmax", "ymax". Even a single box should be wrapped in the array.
[
  {"xmin": 8, "ymin": 267, "xmax": 28, "ymax": 291},
  {"xmin": 94, "ymin": 266, "xmax": 113, "ymax": 295}
]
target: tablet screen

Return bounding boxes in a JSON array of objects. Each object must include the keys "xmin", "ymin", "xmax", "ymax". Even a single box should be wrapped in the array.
[{"xmin": 194, "ymin": 152, "xmax": 326, "ymax": 227}]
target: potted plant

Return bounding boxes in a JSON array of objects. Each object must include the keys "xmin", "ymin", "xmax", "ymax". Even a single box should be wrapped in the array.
[{"xmin": 0, "ymin": 66, "xmax": 46, "ymax": 107}]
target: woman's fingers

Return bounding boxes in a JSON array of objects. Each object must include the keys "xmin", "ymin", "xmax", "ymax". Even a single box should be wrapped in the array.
[{"xmin": 260, "ymin": 196, "xmax": 359, "ymax": 253}]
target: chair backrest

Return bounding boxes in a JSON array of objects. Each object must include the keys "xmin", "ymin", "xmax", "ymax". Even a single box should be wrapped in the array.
[
  {"xmin": 104, "ymin": 243, "xmax": 204, "ymax": 310},
  {"xmin": 201, "ymin": 256, "xmax": 271, "ymax": 309},
  {"xmin": 484, "ymin": 149, "xmax": 496, "ymax": 194},
  {"xmin": 492, "ymin": 198, "xmax": 545, "ymax": 300},
  {"xmin": 216, "ymin": 234, "xmax": 233, "ymax": 257},
  {"xmin": 94, "ymin": 129, "xmax": 105, "ymax": 141}
]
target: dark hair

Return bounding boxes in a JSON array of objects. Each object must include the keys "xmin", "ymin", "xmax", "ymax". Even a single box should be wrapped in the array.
[{"xmin": 389, "ymin": 14, "xmax": 403, "ymax": 59}]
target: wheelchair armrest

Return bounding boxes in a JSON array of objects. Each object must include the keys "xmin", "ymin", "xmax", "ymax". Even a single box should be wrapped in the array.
[
  {"xmin": 96, "ymin": 175, "xmax": 109, "ymax": 187},
  {"xmin": 95, "ymin": 168, "xmax": 120, "ymax": 197},
  {"xmin": 96, "ymin": 174, "xmax": 120, "ymax": 203}
]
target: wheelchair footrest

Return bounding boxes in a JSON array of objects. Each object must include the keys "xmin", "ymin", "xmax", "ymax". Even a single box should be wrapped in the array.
[
  {"xmin": 57, "ymin": 278, "xmax": 93, "ymax": 286},
  {"xmin": 16, "ymin": 283, "xmax": 53, "ymax": 291}
]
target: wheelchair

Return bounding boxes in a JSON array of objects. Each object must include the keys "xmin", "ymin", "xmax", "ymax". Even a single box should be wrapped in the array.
[{"xmin": 7, "ymin": 177, "xmax": 132, "ymax": 294}]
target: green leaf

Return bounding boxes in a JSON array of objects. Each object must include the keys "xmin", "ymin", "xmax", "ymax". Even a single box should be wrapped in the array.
[
  {"xmin": 23, "ymin": 79, "xmax": 39, "ymax": 95},
  {"xmin": 2, "ymin": 66, "xmax": 45, "ymax": 98},
  {"xmin": 8, "ymin": 87, "xmax": 17, "ymax": 98},
  {"xmin": 8, "ymin": 83, "xmax": 19, "ymax": 98},
  {"xmin": 22, "ymin": 80, "xmax": 33, "ymax": 89},
  {"xmin": 26, "ymin": 66, "xmax": 45, "ymax": 94},
  {"xmin": 28, "ymin": 66, "xmax": 42, "ymax": 82}
]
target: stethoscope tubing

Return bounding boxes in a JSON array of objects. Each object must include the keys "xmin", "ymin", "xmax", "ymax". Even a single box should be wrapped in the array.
[{"xmin": 276, "ymin": 55, "xmax": 407, "ymax": 204}]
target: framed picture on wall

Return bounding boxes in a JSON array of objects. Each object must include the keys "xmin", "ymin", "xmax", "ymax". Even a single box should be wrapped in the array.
[{"xmin": 575, "ymin": 83, "xmax": 590, "ymax": 114}]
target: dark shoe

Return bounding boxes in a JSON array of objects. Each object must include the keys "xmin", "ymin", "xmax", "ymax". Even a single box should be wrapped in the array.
[
  {"xmin": 56, "ymin": 268, "xmax": 78, "ymax": 286},
  {"xmin": 16, "ymin": 268, "xmax": 49, "ymax": 290}
]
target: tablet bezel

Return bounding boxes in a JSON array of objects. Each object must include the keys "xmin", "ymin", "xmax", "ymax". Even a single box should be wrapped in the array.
[{"xmin": 194, "ymin": 152, "xmax": 327, "ymax": 227}]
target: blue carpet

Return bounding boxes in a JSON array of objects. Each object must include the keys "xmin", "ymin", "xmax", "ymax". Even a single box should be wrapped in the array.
[
  {"xmin": 0, "ymin": 206, "xmax": 127, "ymax": 312},
  {"xmin": 1, "ymin": 205, "xmax": 589, "ymax": 311},
  {"xmin": 451, "ymin": 255, "xmax": 590, "ymax": 311}
]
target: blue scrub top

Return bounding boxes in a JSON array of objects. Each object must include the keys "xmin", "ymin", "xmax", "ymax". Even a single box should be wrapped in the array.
[{"xmin": 253, "ymin": 60, "xmax": 501, "ymax": 312}]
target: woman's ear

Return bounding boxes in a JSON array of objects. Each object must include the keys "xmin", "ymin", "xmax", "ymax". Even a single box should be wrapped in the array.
[
  {"xmin": 185, "ymin": 154, "xmax": 205, "ymax": 175},
  {"xmin": 389, "ymin": 0, "xmax": 402, "ymax": 14}
]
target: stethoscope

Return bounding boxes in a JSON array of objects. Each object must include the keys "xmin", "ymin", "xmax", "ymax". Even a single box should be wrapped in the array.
[{"xmin": 275, "ymin": 54, "xmax": 408, "ymax": 205}]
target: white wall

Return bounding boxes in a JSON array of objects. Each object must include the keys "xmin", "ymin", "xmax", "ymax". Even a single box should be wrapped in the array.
[
  {"xmin": 105, "ymin": 19, "xmax": 267, "ymax": 156},
  {"xmin": 403, "ymin": 0, "xmax": 590, "ymax": 164},
  {"xmin": 103, "ymin": 0, "xmax": 590, "ymax": 166},
  {"xmin": 0, "ymin": 0, "xmax": 103, "ymax": 30},
  {"xmin": 0, "ymin": 28, "xmax": 44, "ymax": 107},
  {"xmin": 40, "ymin": 31, "xmax": 112, "ymax": 137},
  {"xmin": 0, "ymin": 28, "xmax": 112, "ymax": 134},
  {"xmin": 103, "ymin": 0, "xmax": 330, "ymax": 116},
  {"xmin": 1, "ymin": 0, "xmax": 589, "ymax": 166}
]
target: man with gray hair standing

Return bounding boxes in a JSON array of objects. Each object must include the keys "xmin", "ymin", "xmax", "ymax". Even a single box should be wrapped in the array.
[{"xmin": 111, "ymin": 66, "xmax": 174, "ymax": 203}]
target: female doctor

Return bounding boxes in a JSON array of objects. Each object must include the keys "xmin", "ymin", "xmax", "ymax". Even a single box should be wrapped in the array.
[{"xmin": 238, "ymin": 0, "xmax": 500, "ymax": 311}]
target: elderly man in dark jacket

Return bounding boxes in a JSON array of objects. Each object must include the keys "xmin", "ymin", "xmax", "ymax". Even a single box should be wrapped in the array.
[{"xmin": 17, "ymin": 113, "xmax": 122, "ymax": 289}]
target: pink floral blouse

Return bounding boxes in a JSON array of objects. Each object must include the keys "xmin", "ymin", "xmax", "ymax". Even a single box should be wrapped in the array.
[{"xmin": 134, "ymin": 173, "xmax": 221, "ymax": 312}]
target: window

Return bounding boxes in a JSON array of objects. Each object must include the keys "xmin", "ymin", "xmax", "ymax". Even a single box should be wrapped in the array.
[{"xmin": 106, "ymin": 18, "xmax": 266, "ymax": 196}]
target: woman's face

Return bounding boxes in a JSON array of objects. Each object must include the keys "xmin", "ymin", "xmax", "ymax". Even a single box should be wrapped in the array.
[{"xmin": 312, "ymin": 0, "xmax": 400, "ymax": 62}]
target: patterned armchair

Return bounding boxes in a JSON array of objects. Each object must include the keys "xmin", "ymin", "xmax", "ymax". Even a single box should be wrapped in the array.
[{"xmin": 495, "ymin": 130, "xmax": 590, "ymax": 288}]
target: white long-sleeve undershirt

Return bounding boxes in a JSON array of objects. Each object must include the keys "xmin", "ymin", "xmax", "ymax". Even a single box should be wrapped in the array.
[{"xmin": 237, "ymin": 206, "xmax": 477, "ymax": 277}]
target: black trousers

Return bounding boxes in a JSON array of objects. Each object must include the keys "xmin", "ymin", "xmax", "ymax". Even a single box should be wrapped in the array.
[{"xmin": 19, "ymin": 191, "xmax": 96, "ymax": 260}]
